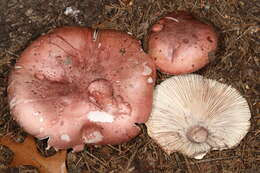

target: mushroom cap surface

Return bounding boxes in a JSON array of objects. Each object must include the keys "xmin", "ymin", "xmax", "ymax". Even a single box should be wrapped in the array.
[
  {"xmin": 146, "ymin": 74, "xmax": 251, "ymax": 159},
  {"xmin": 8, "ymin": 26, "xmax": 156, "ymax": 151},
  {"xmin": 148, "ymin": 11, "xmax": 218, "ymax": 74}
]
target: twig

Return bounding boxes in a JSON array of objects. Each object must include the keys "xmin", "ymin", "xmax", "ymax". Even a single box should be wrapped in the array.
[
  {"xmin": 84, "ymin": 150, "xmax": 108, "ymax": 167},
  {"xmin": 125, "ymin": 148, "xmax": 138, "ymax": 171},
  {"xmin": 184, "ymin": 156, "xmax": 193, "ymax": 173},
  {"xmin": 125, "ymin": 142, "xmax": 146, "ymax": 171},
  {"xmin": 4, "ymin": 49, "xmax": 19, "ymax": 58},
  {"xmin": 107, "ymin": 144, "xmax": 122, "ymax": 153},
  {"xmin": 81, "ymin": 153, "xmax": 91, "ymax": 172},
  {"xmin": 190, "ymin": 156, "xmax": 240, "ymax": 165},
  {"xmin": 75, "ymin": 156, "xmax": 82, "ymax": 167}
]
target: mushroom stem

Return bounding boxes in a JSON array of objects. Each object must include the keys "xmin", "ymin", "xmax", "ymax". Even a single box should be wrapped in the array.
[{"xmin": 186, "ymin": 125, "xmax": 208, "ymax": 143}]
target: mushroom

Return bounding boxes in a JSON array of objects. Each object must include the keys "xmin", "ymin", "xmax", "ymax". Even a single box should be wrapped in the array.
[
  {"xmin": 148, "ymin": 11, "xmax": 218, "ymax": 74},
  {"xmin": 8, "ymin": 26, "xmax": 156, "ymax": 151},
  {"xmin": 146, "ymin": 74, "xmax": 251, "ymax": 159}
]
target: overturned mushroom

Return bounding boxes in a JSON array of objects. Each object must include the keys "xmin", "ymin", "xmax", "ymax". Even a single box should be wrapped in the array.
[
  {"xmin": 146, "ymin": 74, "xmax": 251, "ymax": 159},
  {"xmin": 148, "ymin": 11, "xmax": 218, "ymax": 74},
  {"xmin": 8, "ymin": 26, "xmax": 156, "ymax": 151}
]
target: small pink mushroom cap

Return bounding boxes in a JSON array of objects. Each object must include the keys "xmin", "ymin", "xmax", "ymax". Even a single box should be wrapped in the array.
[
  {"xmin": 148, "ymin": 11, "xmax": 218, "ymax": 74},
  {"xmin": 8, "ymin": 26, "xmax": 156, "ymax": 151}
]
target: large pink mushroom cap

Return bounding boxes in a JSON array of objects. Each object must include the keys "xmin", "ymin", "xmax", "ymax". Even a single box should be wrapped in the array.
[
  {"xmin": 8, "ymin": 26, "xmax": 156, "ymax": 151},
  {"xmin": 148, "ymin": 11, "xmax": 218, "ymax": 74}
]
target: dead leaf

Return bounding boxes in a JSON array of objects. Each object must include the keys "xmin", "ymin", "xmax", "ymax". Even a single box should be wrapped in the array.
[{"xmin": 0, "ymin": 135, "xmax": 67, "ymax": 173}]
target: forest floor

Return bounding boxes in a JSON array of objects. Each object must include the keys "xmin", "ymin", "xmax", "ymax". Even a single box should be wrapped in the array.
[{"xmin": 0, "ymin": 0, "xmax": 259, "ymax": 172}]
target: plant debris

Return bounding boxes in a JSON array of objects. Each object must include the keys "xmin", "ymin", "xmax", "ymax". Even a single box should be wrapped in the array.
[
  {"xmin": 0, "ymin": 0, "xmax": 259, "ymax": 172},
  {"xmin": 0, "ymin": 135, "xmax": 67, "ymax": 173},
  {"xmin": 0, "ymin": 144, "xmax": 14, "ymax": 165}
]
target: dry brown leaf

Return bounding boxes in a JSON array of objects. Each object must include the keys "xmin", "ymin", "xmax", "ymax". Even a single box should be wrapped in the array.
[{"xmin": 0, "ymin": 135, "xmax": 67, "ymax": 173}]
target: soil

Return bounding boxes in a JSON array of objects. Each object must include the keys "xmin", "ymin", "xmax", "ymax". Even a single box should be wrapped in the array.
[
  {"xmin": 0, "ymin": 144, "xmax": 14, "ymax": 165},
  {"xmin": 0, "ymin": 0, "xmax": 259, "ymax": 173}
]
